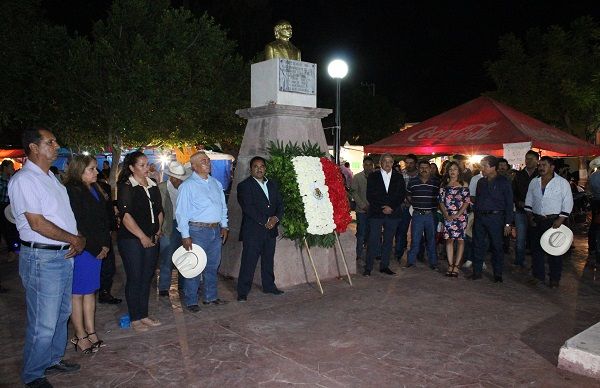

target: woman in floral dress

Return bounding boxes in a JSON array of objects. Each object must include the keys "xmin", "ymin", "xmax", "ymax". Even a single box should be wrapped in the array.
[{"xmin": 438, "ymin": 161, "xmax": 470, "ymax": 277}]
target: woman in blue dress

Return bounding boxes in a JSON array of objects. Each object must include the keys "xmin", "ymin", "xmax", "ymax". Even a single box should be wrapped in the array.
[
  {"xmin": 65, "ymin": 155, "xmax": 112, "ymax": 353},
  {"xmin": 438, "ymin": 161, "xmax": 470, "ymax": 277}
]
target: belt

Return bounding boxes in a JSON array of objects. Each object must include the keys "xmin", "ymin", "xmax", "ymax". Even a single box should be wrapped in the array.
[
  {"xmin": 189, "ymin": 221, "xmax": 220, "ymax": 228},
  {"xmin": 533, "ymin": 214, "xmax": 559, "ymax": 220},
  {"xmin": 413, "ymin": 209, "xmax": 434, "ymax": 215},
  {"xmin": 20, "ymin": 240, "xmax": 70, "ymax": 250},
  {"xmin": 477, "ymin": 210, "xmax": 504, "ymax": 215}
]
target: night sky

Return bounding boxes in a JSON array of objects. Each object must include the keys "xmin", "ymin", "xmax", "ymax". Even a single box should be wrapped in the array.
[{"xmin": 41, "ymin": 0, "xmax": 600, "ymax": 121}]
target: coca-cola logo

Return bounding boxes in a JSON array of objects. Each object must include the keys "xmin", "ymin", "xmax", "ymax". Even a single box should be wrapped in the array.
[{"xmin": 407, "ymin": 122, "xmax": 498, "ymax": 142}]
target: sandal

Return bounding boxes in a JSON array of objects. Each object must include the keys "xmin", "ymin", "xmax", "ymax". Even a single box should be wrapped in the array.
[
  {"xmin": 445, "ymin": 264, "xmax": 455, "ymax": 277},
  {"xmin": 141, "ymin": 317, "xmax": 162, "ymax": 327},
  {"xmin": 131, "ymin": 320, "xmax": 149, "ymax": 332},
  {"xmin": 87, "ymin": 332, "xmax": 105, "ymax": 349},
  {"xmin": 451, "ymin": 261, "xmax": 461, "ymax": 277},
  {"xmin": 70, "ymin": 335, "xmax": 95, "ymax": 354}
]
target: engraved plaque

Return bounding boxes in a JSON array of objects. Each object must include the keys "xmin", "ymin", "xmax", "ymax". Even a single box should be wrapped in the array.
[{"xmin": 278, "ymin": 59, "xmax": 316, "ymax": 95}]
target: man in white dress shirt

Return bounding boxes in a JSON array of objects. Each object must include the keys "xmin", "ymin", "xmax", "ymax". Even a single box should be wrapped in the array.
[
  {"xmin": 525, "ymin": 156, "xmax": 573, "ymax": 288},
  {"xmin": 9, "ymin": 127, "xmax": 86, "ymax": 387}
]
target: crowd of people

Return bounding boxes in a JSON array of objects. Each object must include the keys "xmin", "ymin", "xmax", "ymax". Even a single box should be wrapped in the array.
[
  {"xmin": 0, "ymin": 126, "xmax": 584, "ymax": 387},
  {"xmin": 6, "ymin": 127, "xmax": 285, "ymax": 387},
  {"xmin": 350, "ymin": 151, "xmax": 574, "ymax": 287}
]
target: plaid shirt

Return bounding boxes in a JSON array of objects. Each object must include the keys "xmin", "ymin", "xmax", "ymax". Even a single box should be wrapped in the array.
[{"xmin": 0, "ymin": 175, "xmax": 10, "ymax": 204}]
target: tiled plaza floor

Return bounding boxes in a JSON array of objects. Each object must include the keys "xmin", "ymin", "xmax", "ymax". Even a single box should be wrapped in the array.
[{"xmin": 2, "ymin": 229, "xmax": 600, "ymax": 387}]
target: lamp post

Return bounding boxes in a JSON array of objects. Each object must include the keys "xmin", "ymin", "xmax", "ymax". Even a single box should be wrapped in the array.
[{"xmin": 327, "ymin": 59, "xmax": 348, "ymax": 165}]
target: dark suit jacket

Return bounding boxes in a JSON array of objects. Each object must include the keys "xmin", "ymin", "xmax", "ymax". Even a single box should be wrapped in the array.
[
  {"xmin": 366, "ymin": 169, "xmax": 406, "ymax": 218},
  {"xmin": 237, "ymin": 176, "xmax": 284, "ymax": 241},
  {"xmin": 66, "ymin": 182, "xmax": 112, "ymax": 257}
]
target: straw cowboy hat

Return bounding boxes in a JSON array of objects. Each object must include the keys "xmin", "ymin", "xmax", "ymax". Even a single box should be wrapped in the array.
[
  {"xmin": 163, "ymin": 161, "xmax": 192, "ymax": 181},
  {"xmin": 540, "ymin": 224, "xmax": 573, "ymax": 256},
  {"xmin": 172, "ymin": 244, "xmax": 207, "ymax": 278},
  {"xmin": 590, "ymin": 156, "xmax": 600, "ymax": 170},
  {"xmin": 4, "ymin": 204, "xmax": 15, "ymax": 224}
]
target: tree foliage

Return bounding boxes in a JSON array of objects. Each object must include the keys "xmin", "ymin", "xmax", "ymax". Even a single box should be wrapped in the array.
[
  {"xmin": 486, "ymin": 16, "xmax": 600, "ymax": 140},
  {"xmin": 0, "ymin": 0, "xmax": 249, "ymax": 167}
]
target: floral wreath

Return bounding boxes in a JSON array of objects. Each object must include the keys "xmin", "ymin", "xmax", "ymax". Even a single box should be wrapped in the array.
[{"xmin": 267, "ymin": 141, "xmax": 352, "ymax": 248}]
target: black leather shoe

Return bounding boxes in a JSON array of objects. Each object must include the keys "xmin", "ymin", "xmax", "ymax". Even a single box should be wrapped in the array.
[
  {"xmin": 45, "ymin": 360, "xmax": 80, "ymax": 375},
  {"xmin": 158, "ymin": 290, "xmax": 169, "ymax": 297},
  {"xmin": 202, "ymin": 298, "xmax": 228, "ymax": 305},
  {"xmin": 264, "ymin": 289, "xmax": 284, "ymax": 295},
  {"xmin": 467, "ymin": 273, "xmax": 482, "ymax": 280},
  {"xmin": 548, "ymin": 280, "xmax": 560, "ymax": 288},
  {"xmin": 237, "ymin": 295, "xmax": 247, "ymax": 302},
  {"xmin": 403, "ymin": 263, "xmax": 415, "ymax": 269},
  {"xmin": 98, "ymin": 291, "xmax": 122, "ymax": 304},
  {"xmin": 375, "ymin": 256, "xmax": 381, "ymax": 261},
  {"xmin": 380, "ymin": 268, "xmax": 396, "ymax": 275},
  {"xmin": 186, "ymin": 304, "xmax": 200, "ymax": 312},
  {"xmin": 429, "ymin": 264, "xmax": 438, "ymax": 271},
  {"xmin": 494, "ymin": 275, "xmax": 503, "ymax": 283},
  {"xmin": 526, "ymin": 278, "xmax": 541, "ymax": 286},
  {"xmin": 362, "ymin": 269, "xmax": 371, "ymax": 277},
  {"xmin": 26, "ymin": 377, "xmax": 53, "ymax": 388}
]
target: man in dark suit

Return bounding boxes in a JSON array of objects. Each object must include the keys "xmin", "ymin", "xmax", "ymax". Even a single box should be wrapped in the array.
[
  {"xmin": 236, "ymin": 156, "xmax": 284, "ymax": 301},
  {"xmin": 365, "ymin": 153, "xmax": 406, "ymax": 276}
]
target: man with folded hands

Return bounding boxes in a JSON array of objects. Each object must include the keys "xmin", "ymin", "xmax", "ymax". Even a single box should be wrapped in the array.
[{"xmin": 236, "ymin": 156, "xmax": 284, "ymax": 301}]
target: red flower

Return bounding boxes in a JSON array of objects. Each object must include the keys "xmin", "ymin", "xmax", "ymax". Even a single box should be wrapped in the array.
[{"xmin": 320, "ymin": 157, "xmax": 352, "ymax": 233}]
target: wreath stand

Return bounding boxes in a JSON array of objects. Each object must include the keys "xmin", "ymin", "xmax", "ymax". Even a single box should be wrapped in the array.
[{"xmin": 302, "ymin": 232, "xmax": 353, "ymax": 294}]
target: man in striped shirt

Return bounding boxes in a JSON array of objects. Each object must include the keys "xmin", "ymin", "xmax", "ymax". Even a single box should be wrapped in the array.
[
  {"xmin": 525, "ymin": 156, "xmax": 573, "ymax": 288},
  {"xmin": 404, "ymin": 160, "xmax": 440, "ymax": 269}
]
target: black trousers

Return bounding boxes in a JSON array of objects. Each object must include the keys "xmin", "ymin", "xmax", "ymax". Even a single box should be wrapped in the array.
[
  {"xmin": 0, "ymin": 202, "xmax": 19, "ymax": 252},
  {"xmin": 99, "ymin": 247, "xmax": 116, "ymax": 292},
  {"xmin": 237, "ymin": 234, "xmax": 276, "ymax": 296},
  {"xmin": 118, "ymin": 238, "xmax": 158, "ymax": 321}
]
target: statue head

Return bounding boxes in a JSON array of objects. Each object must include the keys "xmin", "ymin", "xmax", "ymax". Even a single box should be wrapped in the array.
[{"xmin": 274, "ymin": 20, "xmax": 293, "ymax": 41}]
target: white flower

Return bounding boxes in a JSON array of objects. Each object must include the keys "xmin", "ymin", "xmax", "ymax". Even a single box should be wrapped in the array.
[{"xmin": 292, "ymin": 156, "xmax": 335, "ymax": 235}]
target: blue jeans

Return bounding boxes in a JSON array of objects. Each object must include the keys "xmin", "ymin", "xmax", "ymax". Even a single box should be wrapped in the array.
[
  {"xmin": 19, "ymin": 245, "xmax": 73, "ymax": 384},
  {"xmin": 183, "ymin": 225, "xmax": 222, "ymax": 306},
  {"xmin": 366, "ymin": 217, "xmax": 399, "ymax": 271},
  {"xmin": 158, "ymin": 220, "xmax": 182, "ymax": 291},
  {"xmin": 407, "ymin": 213, "xmax": 438, "ymax": 266},
  {"xmin": 473, "ymin": 213, "xmax": 505, "ymax": 276},
  {"xmin": 118, "ymin": 238, "xmax": 159, "ymax": 321},
  {"xmin": 355, "ymin": 212, "xmax": 369, "ymax": 258},
  {"xmin": 394, "ymin": 206, "xmax": 412, "ymax": 257},
  {"xmin": 514, "ymin": 212, "xmax": 528, "ymax": 267}
]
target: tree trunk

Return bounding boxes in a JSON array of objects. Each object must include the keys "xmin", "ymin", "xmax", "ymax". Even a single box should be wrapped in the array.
[{"xmin": 109, "ymin": 132, "xmax": 122, "ymax": 199}]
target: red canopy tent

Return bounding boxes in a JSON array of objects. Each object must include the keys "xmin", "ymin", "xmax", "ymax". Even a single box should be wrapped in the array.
[{"xmin": 365, "ymin": 96, "xmax": 600, "ymax": 157}]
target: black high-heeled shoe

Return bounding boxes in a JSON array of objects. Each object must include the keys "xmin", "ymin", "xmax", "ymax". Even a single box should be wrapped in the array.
[
  {"xmin": 87, "ymin": 332, "xmax": 104, "ymax": 349},
  {"xmin": 70, "ymin": 335, "xmax": 94, "ymax": 354}
]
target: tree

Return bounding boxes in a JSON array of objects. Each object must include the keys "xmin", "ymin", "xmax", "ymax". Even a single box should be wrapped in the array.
[
  {"xmin": 0, "ymin": 1, "xmax": 73, "ymax": 133},
  {"xmin": 57, "ymin": 0, "xmax": 248, "ymax": 185},
  {"xmin": 486, "ymin": 16, "xmax": 600, "ymax": 141}
]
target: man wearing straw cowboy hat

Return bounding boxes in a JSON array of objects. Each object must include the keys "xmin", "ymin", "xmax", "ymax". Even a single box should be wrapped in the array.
[
  {"xmin": 157, "ymin": 161, "xmax": 192, "ymax": 296},
  {"xmin": 525, "ymin": 156, "xmax": 573, "ymax": 288},
  {"xmin": 176, "ymin": 152, "xmax": 229, "ymax": 312}
]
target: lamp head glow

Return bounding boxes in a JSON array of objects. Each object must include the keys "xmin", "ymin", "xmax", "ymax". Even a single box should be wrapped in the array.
[
  {"xmin": 159, "ymin": 155, "xmax": 171, "ymax": 165},
  {"xmin": 327, "ymin": 59, "xmax": 348, "ymax": 79},
  {"xmin": 82, "ymin": 151, "xmax": 90, "ymax": 156}
]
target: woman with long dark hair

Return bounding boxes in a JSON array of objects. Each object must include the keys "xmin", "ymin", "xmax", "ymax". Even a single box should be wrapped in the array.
[
  {"xmin": 438, "ymin": 161, "xmax": 470, "ymax": 277},
  {"xmin": 64, "ymin": 155, "xmax": 112, "ymax": 352},
  {"xmin": 117, "ymin": 151, "xmax": 163, "ymax": 332}
]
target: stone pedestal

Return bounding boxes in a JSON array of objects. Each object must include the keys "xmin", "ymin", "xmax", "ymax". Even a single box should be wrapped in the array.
[{"xmin": 219, "ymin": 104, "xmax": 357, "ymax": 290}]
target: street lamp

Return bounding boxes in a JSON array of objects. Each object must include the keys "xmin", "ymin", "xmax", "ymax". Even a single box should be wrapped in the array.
[{"xmin": 327, "ymin": 59, "xmax": 348, "ymax": 165}]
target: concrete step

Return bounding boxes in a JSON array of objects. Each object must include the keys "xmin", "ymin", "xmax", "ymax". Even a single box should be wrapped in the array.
[{"xmin": 558, "ymin": 321, "xmax": 600, "ymax": 379}]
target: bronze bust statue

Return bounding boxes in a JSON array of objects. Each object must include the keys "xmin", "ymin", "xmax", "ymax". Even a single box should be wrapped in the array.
[{"xmin": 264, "ymin": 20, "xmax": 301, "ymax": 61}]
